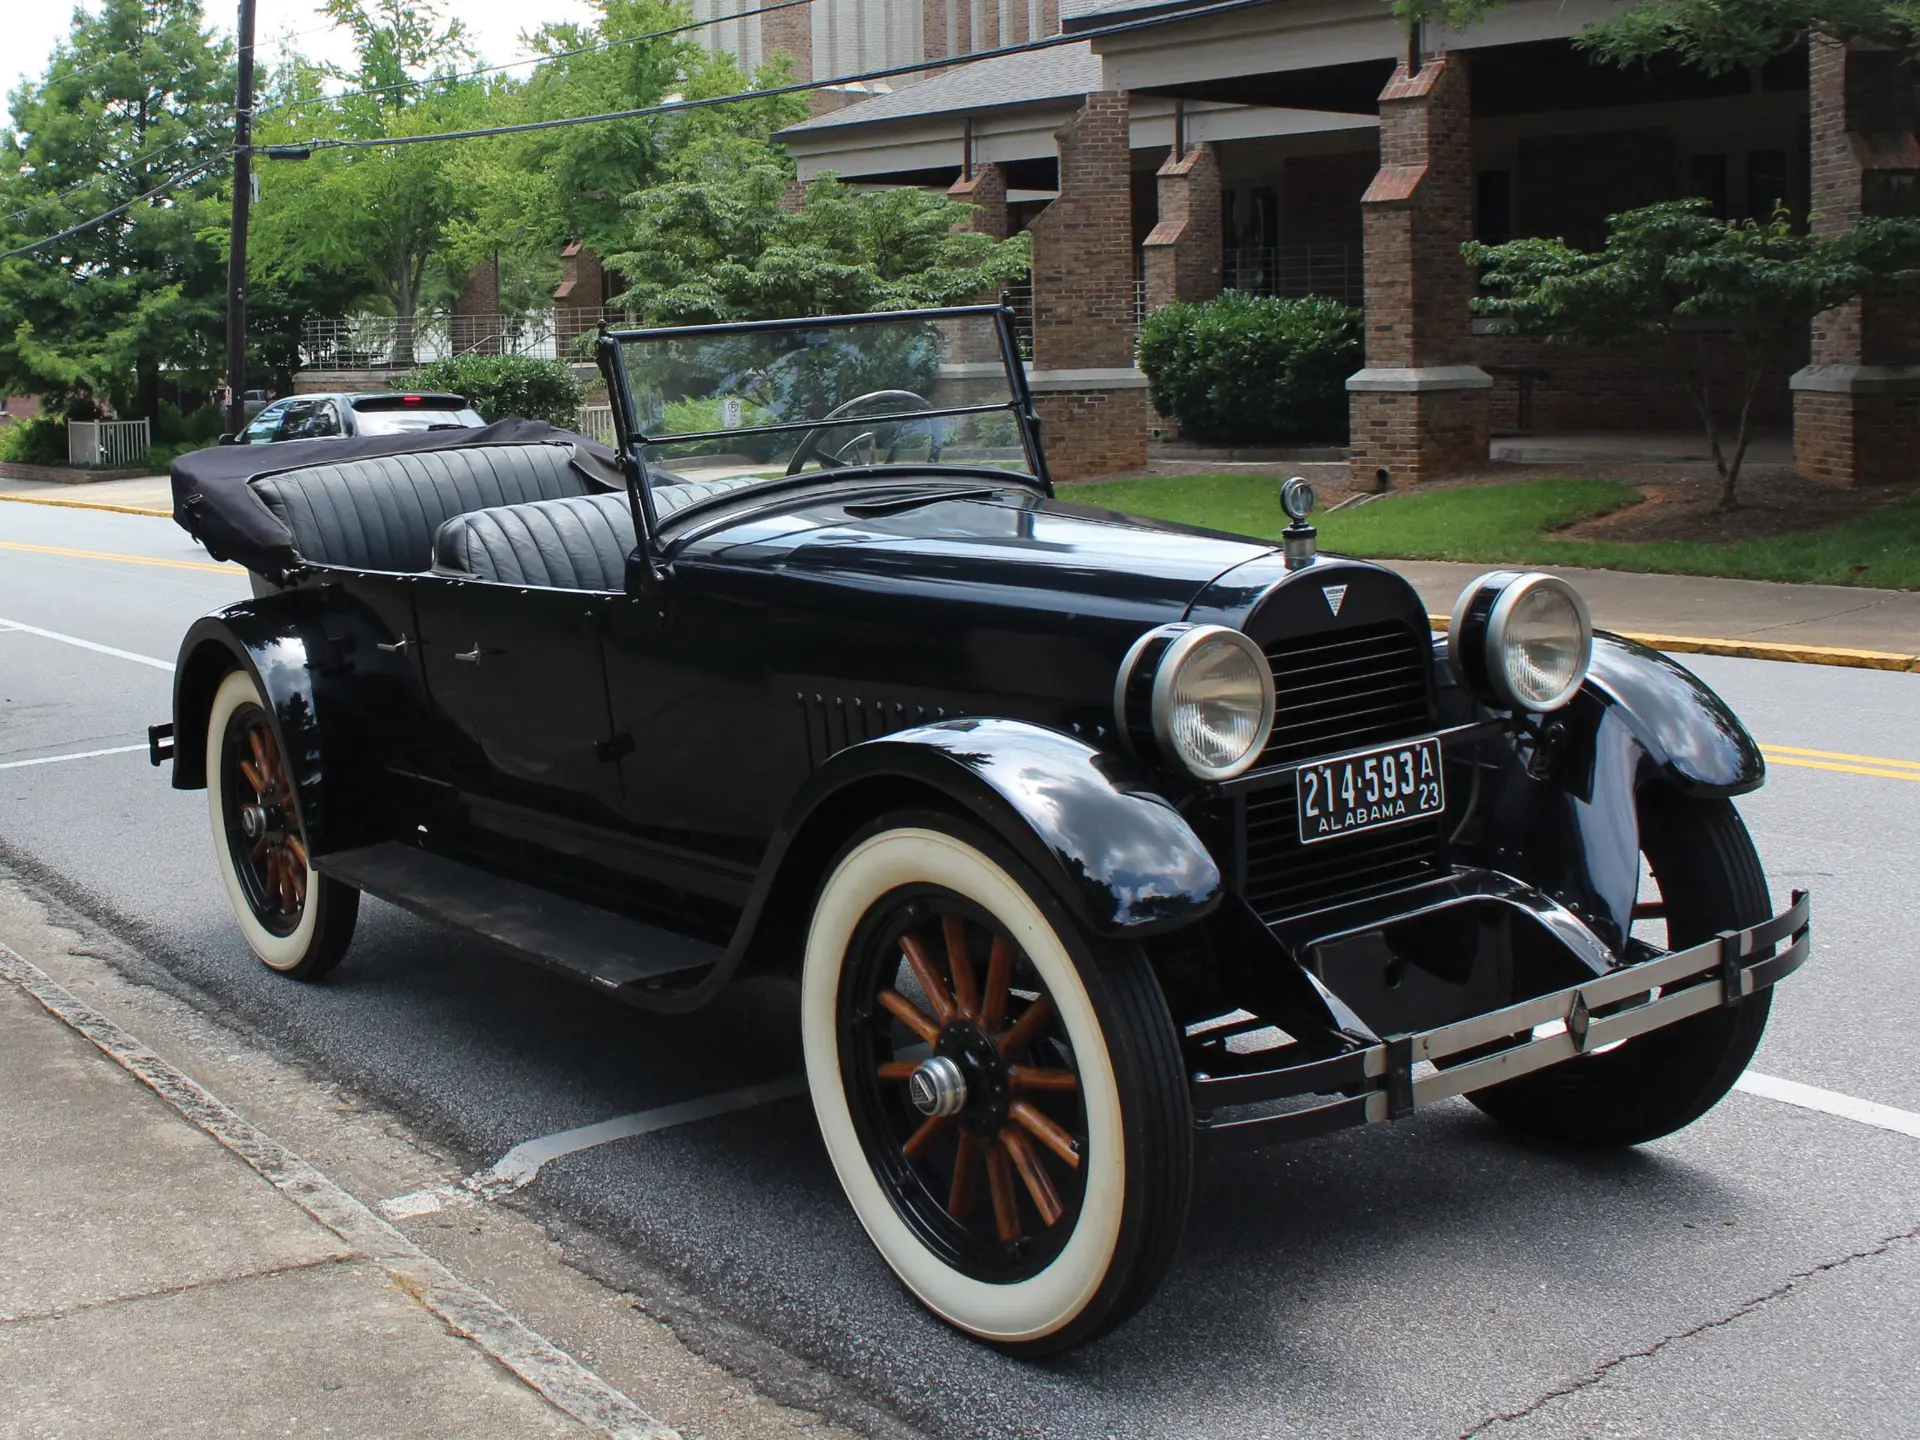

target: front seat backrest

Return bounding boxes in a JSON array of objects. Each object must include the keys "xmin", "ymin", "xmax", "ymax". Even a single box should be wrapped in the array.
[{"xmin": 251, "ymin": 445, "xmax": 592, "ymax": 572}]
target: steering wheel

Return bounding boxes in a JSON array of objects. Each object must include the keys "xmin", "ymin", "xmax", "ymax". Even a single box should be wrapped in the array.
[{"xmin": 784, "ymin": 389, "xmax": 942, "ymax": 475}]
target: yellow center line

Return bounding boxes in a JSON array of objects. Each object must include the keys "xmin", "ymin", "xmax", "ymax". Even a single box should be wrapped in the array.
[
  {"xmin": 1761, "ymin": 747, "xmax": 1920, "ymax": 783},
  {"xmin": 0, "ymin": 538, "xmax": 241, "ymax": 576}
]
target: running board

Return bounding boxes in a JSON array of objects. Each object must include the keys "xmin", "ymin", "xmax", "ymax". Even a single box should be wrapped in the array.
[{"xmin": 314, "ymin": 842, "xmax": 722, "ymax": 995}]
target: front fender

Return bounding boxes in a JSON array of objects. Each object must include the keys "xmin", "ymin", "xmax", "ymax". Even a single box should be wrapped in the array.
[
  {"xmin": 1469, "ymin": 633, "xmax": 1765, "ymax": 954},
  {"xmin": 777, "ymin": 718, "xmax": 1223, "ymax": 939},
  {"xmin": 1584, "ymin": 632, "xmax": 1765, "ymax": 796}
]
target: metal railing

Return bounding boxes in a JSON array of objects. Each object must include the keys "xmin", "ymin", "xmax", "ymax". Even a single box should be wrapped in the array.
[
  {"xmin": 1224, "ymin": 246, "xmax": 1364, "ymax": 308},
  {"xmin": 299, "ymin": 308, "xmax": 639, "ymax": 370},
  {"xmin": 573, "ymin": 404, "xmax": 616, "ymax": 445},
  {"xmin": 68, "ymin": 419, "xmax": 151, "ymax": 469}
]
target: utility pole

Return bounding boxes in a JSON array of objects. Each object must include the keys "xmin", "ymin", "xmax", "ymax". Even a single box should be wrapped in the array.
[{"xmin": 224, "ymin": 0, "xmax": 257, "ymax": 435}]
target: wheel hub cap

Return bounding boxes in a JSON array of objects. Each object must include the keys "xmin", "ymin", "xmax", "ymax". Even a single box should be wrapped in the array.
[{"xmin": 907, "ymin": 1055, "xmax": 967, "ymax": 1118}]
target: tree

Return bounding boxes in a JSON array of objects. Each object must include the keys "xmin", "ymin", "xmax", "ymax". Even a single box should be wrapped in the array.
[
  {"xmin": 1578, "ymin": 0, "xmax": 1920, "ymax": 72},
  {"xmin": 0, "ymin": 0, "xmax": 232, "ymax": 421},
  {"xmin": 606, "ymin": 137, "xmax": 1033, "ymax": 324},
  {"xmin": 248, "ymin": 0, "xmax": 477, "ymax": 364},
  {"xmin": 1466, "ymin": 200, "xmax": 1920, "ymax": 508}
]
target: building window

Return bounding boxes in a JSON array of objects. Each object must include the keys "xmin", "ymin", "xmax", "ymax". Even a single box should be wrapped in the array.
[
  {"xmin": 1476, "ymin": 170, "xmax": 1512, "ymax": 245},
  {"xmin": 1687, "ymin": 153, "xmax": 1730, "ymax": 218},
  {"xmin": 1747, "ymin": 149, "xmax": 1789, "ymax": 221}
]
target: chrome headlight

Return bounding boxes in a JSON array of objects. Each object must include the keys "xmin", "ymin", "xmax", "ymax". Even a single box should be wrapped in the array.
[
  {"xmin": 1448, "ymin": 571, "xmax": 1593, "ymax": 713},
  {"xmin": 1114, "ymin": 624, "xmax": 1275, "ymax": 780}
]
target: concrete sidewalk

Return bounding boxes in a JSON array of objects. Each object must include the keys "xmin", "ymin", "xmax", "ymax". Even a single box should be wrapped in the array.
[
  {"xmin": 1395, "ymin": 560, "xmax": 1920, "ymax": 662},
  {"xmin": 0, "ymin": 472, "xmax": 173, "ymax": 515},
  {"xmin": 0, "ymin": 967, "xmax": 605, "ymax": 1439}
]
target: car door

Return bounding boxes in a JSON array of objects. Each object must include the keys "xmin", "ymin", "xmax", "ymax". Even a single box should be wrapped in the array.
[
  {"xmin": 240, "ymin": 400, "xmax": 288, "ymax": 444},
  {"xmin": 411, "ymin": 574, "xmax": 625, "ymax": 831}
]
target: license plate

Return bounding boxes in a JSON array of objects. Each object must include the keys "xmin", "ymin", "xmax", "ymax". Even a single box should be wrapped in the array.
[{"xmin": 1296, "ymin": 736, "xmax": 1445, "ymax": 845}]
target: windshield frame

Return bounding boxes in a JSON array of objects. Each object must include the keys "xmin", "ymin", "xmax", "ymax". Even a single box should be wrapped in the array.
[{"xmin": 595, "ymin": 305, "xmax": 1048, "ymax": 577}]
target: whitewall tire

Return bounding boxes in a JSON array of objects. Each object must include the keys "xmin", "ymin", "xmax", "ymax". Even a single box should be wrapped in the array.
[
  {"xmin": 801, "ymin": 814, "xmax": 1190, "ymax": 1353},
  {"xmin": 206, "ymin": 668, "xmax": 358, "ymax": 978}
]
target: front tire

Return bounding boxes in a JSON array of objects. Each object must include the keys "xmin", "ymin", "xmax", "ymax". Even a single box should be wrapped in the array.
[
  {"xmin": 801, "ymin": 814, "xmax": 1191, "ymax": 1354},
  {"xmin": 1469, "ymin": 788, "xmax": 1772, "ymax": 1147},
  {"xmin": 206, "ymin": 669, "xmax": 358, "ymax": 978}
]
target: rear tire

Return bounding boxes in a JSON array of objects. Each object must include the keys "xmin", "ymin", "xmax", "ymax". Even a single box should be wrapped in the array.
[
  {"xmin": 206, "ymin": 669, "xmax": 359, "ymax": 979},
  {"xmin": 801, "ymin": 812, "xmax": 1191, "ymax": 1354},
  {"xmin": 1468, "ymin": 789, "xmax": 1772, "ymax": 1148}
]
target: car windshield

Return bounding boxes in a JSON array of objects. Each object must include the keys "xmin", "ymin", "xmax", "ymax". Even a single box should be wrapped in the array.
[{"xmin": 610, "ymin": 308, "xmax": 1035, "ymax": 491}]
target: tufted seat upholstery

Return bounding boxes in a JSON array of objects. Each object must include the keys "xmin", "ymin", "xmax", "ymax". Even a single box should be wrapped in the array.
[
  {"xmin": 251, "ymin": 445, "xmax": 594, "ymax": 572},
  {"xmin": 432, "ymin": 476, "xmax": 763, "ymax": 588}
]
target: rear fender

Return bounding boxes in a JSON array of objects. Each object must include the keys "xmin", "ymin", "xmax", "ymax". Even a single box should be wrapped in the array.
[{"xmin": 170, "ymin": 594, "xmax": 384, "ymax": 854}]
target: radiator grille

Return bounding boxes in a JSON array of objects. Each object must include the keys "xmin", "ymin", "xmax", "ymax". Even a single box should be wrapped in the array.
[
  {"xmin": 1238, "ymin": 621, "xmax": 1445, "ymax": 924},
  {"xmin": 1259, "ymin": 621, "xmax": 1433, "ymax": 766}
]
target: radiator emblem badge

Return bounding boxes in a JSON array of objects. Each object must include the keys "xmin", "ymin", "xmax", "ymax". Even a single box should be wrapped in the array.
[{"xmin": 1322, "ymin": 585, "xmax": 1349, "ymax": 616}]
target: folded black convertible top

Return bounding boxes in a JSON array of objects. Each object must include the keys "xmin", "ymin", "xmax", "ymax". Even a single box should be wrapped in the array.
[{"xmin": 171, "ymin": 419, "xmax": 624, "ymax": 575}]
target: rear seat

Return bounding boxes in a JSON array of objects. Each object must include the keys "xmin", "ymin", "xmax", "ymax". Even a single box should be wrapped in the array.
[
  {"xmin": 431, "ymin": 477, "xmax": 763, "ymax": 589},
  {"xmin": 251, "ymin": 445, "xmax": 596, "ymax": 572}
]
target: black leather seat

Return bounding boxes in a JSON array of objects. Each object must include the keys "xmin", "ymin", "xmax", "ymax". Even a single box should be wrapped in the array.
[
  {"xmin": 431, "ymin": 477, "xmax": 763, "ymax": 589},
  {"xmin": 251, "ymin": 445, "xmax": 594, "ymax": 572}
]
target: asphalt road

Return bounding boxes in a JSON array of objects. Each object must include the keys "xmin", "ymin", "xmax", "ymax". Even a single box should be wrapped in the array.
[{"xmin": 3, "ymin": 499, "xmax": 1916, "ymax": 1439}]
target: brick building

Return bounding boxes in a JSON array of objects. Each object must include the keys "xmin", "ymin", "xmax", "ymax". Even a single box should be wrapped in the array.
[{"xmin": 765, "ymin": 0, "xmax": 1917, "ymax": 486}]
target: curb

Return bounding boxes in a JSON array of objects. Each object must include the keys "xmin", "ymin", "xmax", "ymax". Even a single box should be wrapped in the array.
[
  {"xmin": 0, "ymin": 491, "xmax": 171, "ymax": 519},
  {"xmin": 1428, "ymin": 615, "xmax": 1920, "ymax": 674}
]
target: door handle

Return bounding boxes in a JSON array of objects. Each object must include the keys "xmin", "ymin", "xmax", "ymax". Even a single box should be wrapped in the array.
[
  {"xmin": 454, "ymin": 644, "xmax": 483, "ymax": 664},
  {"xmin": 376, "ymin": 635, "xmax": 409, "ymax": 653}
]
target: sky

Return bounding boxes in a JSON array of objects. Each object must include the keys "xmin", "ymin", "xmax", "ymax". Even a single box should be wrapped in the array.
[{"xmin": 8, "ymin": 0, "xmax": 600, "ymax": 122}]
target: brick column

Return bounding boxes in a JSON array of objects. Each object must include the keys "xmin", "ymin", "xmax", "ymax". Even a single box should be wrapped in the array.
[
  {"xmin": 1027, "ymin": 92, "xmax": 1149, "ymax": 479},
  {"xmin": 552, "ymin": 241, "xmax": 606, "ymax": 352},
  {"xmin": 923, "ymin": 0, "xmax": 949, "ymax": 66},
  {"xmin": 451, "ymin": 253, "xmax": 500, "ymax": 355},
  {"xmin": 1791, "ymin": 38, "xmax": 1920, "ymax": 486},
  {"xmin": 1347, "ymin": 54, "xmax": 1490, "ymax": 487},
  {"xmin": 762, "ymin": 1, "xmax": 811, "ymax": 77},
  {"xmin": 945, "ymin": 164, "xmax": 1012, "ymax": 375},
  {"xmin": 1142, "ymin": 140, "xmax": 1222, "ymax": 311}
]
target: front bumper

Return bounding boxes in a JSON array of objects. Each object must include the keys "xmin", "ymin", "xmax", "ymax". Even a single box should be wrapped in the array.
[{"xmin": 1193, "ymin": 889, "xmax": 1810, "ymax": 1149}]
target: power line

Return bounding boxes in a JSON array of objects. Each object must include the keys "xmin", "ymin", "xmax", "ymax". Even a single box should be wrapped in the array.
[
  {"xmin": 257, "ymin": 0, "xmax": 815, "ymax": 116},
  {"xmin": 0, "ymin": 157, "xmax": 227, "ymax": 261},
  {"xmin": 287, "ymin": 0, "xmax": 1288, "ymax": 154},
  {"xmin": 3, "ymin": 126, "xmax": 230, "ymax": 225}
]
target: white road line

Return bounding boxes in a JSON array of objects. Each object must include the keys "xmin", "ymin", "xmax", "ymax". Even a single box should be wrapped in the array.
[
  {"xmin": 0, "ymin": 938, "xmax": 679, "ymax": 1440},
  {"xmin": 0, "ymin": 617, "xmax": 175, "ymax": 671},
  {"xmin": 379, "ymin": 1077, "xmax": 808, "ymax": 1221},
  {"xmin": 0, "ymin": 744, "xmax": 149, "ymax": 772},
  {"xmin": 1737, "ymin": 1070, "xmax": 1920, "ymax": 1141}
]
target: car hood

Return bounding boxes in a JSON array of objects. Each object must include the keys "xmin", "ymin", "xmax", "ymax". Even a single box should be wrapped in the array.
[{"xmin": 678, "ymin": 486, "xmax": 1280, "ymax": 622}]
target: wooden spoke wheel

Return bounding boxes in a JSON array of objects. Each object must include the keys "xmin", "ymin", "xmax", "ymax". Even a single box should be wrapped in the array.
[
  {"xmin": 802, "ymin": 814, "xmax": 1190, "ymax": 1354},
  {"xmin": 848, "ymin": 897, "xmax": 1090, "ymax": 1283},
  {"xmin": 206, "ymin": 670, "xmax": 358, "ymax": 978}
]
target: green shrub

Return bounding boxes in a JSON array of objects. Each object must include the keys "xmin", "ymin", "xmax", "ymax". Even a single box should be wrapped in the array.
[
  {"xmin": 1137, "ymin": 292, "xmax": 1360, "ymax": 445},
  {"xmin": 156, "ymin": 400, "xmax": 226, "ymax": 445},
  {"xmin": 0, "ymin": 416, "xmax": 68, "ymax": 466},
  {"xmin": 403, "ymin": 355, "xmax": 584, "ymax": 427}
]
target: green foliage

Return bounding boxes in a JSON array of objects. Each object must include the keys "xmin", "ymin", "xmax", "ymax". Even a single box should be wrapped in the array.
[
  {"xmin": 156, "ymin": 399, "xmax": 226, "ymax": 444},
  {"xmin": 1466, "ymin": 200, "xmax": 1920, "ymax": 506},
  {"xmin": 1136, "ymin": 292, "xmax": 1360, "ymax": 445},
  {"xmin": 1578, "ymin": 0, "xmax": 1920, "ymax": 73},
  {"xmin": 606, "ymin": 138, "xmax": 1033, "ymax": 323},
  {"xmin": 0, "ymin": 417, "xmax": 68, "ymax": 466},
  {"xmin": 1075, "ymin": 473, "xmax": 1920, "ymax": 589},
  {"xmin": 0, "ymin": 0, "xmax": 232, "ymax": 421},
  {"xmin": 404, "ymin": 354, "xmax": 584, "ymax": 425}
]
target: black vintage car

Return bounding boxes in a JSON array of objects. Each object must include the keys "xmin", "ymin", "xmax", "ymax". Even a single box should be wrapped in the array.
[{"xmin": 156, "ymin": 306, "xmax": 1808, "ymax": 1354}]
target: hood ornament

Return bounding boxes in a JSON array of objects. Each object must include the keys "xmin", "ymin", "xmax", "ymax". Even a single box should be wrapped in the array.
[{"xmin": 1281, "ymin": 476, "xmax": 1317, "ymax": 570}]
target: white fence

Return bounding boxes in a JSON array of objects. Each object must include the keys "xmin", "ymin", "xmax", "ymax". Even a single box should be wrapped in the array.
[
  {"xmin": 300, "ymin": 309, "xmax": 638, "ymax": 370},
  {"xmin": 68, "ymin": 419, "xmax": 151, "ymax": 469},
  {"xmin": 574, "ymin": 404, "xmax": 616, "ymax": 445}
]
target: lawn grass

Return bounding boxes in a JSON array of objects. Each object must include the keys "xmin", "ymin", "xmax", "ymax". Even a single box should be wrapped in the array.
[{"xmin": 1071, "ymin": 474, "xmax": 1920, "ymax": 589}]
